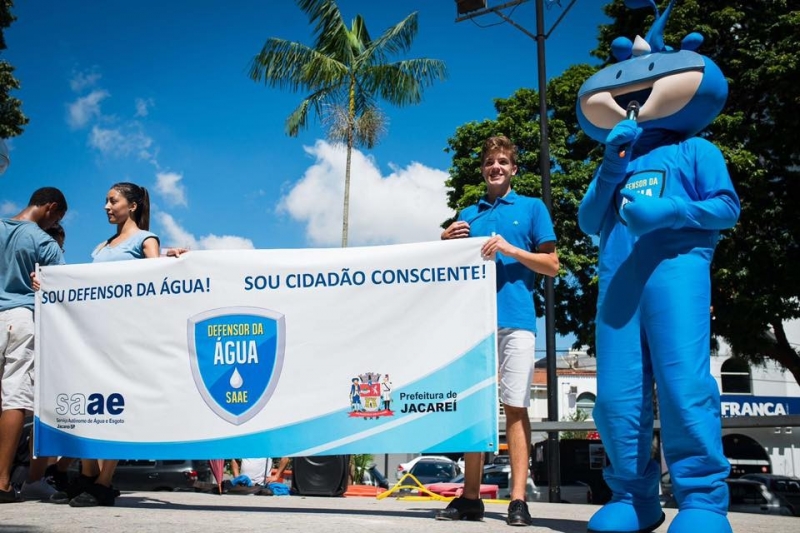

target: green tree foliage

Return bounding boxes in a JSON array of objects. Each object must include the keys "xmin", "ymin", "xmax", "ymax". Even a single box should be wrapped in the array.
[
  {"xmin": 560, "ymin": 409, "xmax": 590, "ymax": 440},
  {"xmin": 0, "ymin": 0, "xmax": 28, "ymax": 138},
  {"xmin": 249, "ymin": 0, "xmax": 446, "ymax": 247},
  {"xmin": 445, "ymin": 1, "xmax": 800, "ymax": 384}
]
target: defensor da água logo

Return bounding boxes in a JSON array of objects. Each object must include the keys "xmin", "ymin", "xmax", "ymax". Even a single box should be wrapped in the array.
[{"xmin": 188, "ymin": 307, "xmax": 285, "ymax": 425}]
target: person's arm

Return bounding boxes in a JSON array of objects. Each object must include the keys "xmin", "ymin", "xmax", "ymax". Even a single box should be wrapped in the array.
[
  {"xmin": 578, "ymin": 177, "xmax": 618, "ymax": 236},
  {"xmin": 441, "ymin": 220, "xmax": 470, "ymax": 240},
  {"xmin": 481, "ymin": 238, "xmax": 559, "ymax": 277},
  {"xmin": 266, "ymin": 457, "xmax": 291, "ymax": 483},
  {"xmin": 142, "ymin": 236, "xmax": 160, "ymax": 259},
  {"xmin": 165, "ymin": 247, "xmax": 188, "ymax": 257},
  {"xmin": 579, "ymin": 119, "xmax": 642, "ymax": 236}
]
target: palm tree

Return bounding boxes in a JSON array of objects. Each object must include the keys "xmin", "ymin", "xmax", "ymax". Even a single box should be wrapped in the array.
[{"xmin": 249, "ymin": 0, "xmax": 447, "ymax": 247}]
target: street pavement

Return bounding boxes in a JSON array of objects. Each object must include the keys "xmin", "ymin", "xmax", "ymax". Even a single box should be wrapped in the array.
[{"xmin": 0, "ymin": 491, "xmax": 797, "ymax": 532}]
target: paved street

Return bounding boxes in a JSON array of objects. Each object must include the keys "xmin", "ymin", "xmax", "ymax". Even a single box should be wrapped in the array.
[{"xmin": 0, "ymin": 491, "xmax": 797, "ymax": 533}]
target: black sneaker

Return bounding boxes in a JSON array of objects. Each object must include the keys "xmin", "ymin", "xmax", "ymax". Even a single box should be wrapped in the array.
[
  {"xmin": 0, "ymin": 486, "xmax": 21, "ymax": 504},
  {"xmin": 69, "ymin": 483, "xmax": 117, "ymax": 508},
  {"xmin": 434, "ymin": 496, "xmax": 485, "ymax": 521},
  {"xmin": 44, "ymin": 464, "xmax": 70, "ymax": 492},
  {"xmin": 506, "ymin": 499, "xmax": 532, "ymax": 526},
  {"xmin": 50, "ymin": 474, "xmax": 97, "ymax": 504}
]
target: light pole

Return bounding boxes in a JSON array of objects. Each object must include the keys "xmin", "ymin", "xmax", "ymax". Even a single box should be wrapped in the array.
[
  {"xmin": 455, "ymin": 0, "xmax": 577, "ymax": 504},
  {"xmin": 0, "ymin": 139, "xmax": 9, "ymax": 175}
]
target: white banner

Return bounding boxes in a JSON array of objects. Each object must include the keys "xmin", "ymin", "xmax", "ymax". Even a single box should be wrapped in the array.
[{"xmin": 34, "ymin": 238, "xmax": 498, "ymax": 460}]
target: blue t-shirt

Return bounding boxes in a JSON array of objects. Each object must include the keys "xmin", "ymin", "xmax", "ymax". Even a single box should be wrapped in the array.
[
  {"xmin": 0, "ymin": 219, "xmax": 65, "ymax": 311},
  {"xmin": 458, "ymin": 191, "xmax": 556, "ymax": 333},
  {"xmin": 91, "ymin": 230, "xmax": 159, "ymax": 263}
]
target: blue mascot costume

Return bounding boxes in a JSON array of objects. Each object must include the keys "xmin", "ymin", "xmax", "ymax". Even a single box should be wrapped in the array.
[{"xmin": 576, "ymin": 1, "xmax": 740, "ymax": 532}]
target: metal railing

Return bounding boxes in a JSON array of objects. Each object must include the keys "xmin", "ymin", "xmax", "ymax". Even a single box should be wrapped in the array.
[{"xmin": 498, "ymin": 415, "xmax": 800, "ymax": 433}]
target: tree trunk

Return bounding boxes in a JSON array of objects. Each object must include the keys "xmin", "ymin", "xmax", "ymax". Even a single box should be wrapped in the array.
[
  {"xmin": 342, "ymin": 139, "xmax": 352, "ymax": 248},
  {"xmin": 341, "ymin": 77, "xmax": 356, "ymax": 248},
  {"xmin": 765, "ymin": 320, "xmax": 800, "ymax": 387}
]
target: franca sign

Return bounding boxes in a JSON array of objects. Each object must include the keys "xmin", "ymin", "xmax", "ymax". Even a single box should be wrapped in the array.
[{"xmin": 720, "ymin": 395, "xmax": 800, "ymax": 417}]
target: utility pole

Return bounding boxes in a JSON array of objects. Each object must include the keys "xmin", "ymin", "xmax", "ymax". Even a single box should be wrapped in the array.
[{"xmin": 454, "ymin": 0, "xmax": 577, "ymax": 504}]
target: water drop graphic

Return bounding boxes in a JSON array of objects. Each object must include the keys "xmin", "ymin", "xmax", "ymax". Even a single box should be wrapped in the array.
[{"xmin": 230, "ymin": 367, "xmax": 243, "ymax": 389}]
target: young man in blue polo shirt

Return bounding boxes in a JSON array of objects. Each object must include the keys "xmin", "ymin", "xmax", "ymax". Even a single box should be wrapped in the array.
[
  {"xmin": 0, "ymin": 187, "xmax": 67, "ymax": 503},
  {"xmin": 437, "ymin": 135, "xmax": 558, "ymax": 526}
]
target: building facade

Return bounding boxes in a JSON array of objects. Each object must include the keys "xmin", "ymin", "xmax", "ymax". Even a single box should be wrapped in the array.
[{"xmin": 527, "ymin": 337, "xmax": 800, "ymax": 477}]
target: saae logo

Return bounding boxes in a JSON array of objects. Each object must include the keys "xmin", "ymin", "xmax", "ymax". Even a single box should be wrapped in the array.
[
  {"xmin": 55, "ymin": 392, "xmax": 125, "ymax": 415},
  {"xmin": 188, "ymin": 306, "xmax": 285, "ymax": 425}
]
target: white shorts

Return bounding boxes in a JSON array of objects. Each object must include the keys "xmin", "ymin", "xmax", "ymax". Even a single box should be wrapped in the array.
[
  {"xmin": 0, "ymin": 307, "xmax": 35, "ymax": 411},
  {"xmin": 498, "ymin": 328, "xmax": 536, "ymax": 408}
]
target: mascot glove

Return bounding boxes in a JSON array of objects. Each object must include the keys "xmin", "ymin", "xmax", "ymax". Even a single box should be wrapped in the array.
[
  {"xmin": 619, "ymin": 190, "xmax": 688, "ymax": 236},
  {"xmin": 598, "ymin": 119, "xmax": 642, "ymax": 183}
]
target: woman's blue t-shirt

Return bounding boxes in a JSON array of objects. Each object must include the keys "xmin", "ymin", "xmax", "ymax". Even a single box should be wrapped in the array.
[{"xmin": 91, "ymin": 230, "xmax": 159, "ymax": 263}]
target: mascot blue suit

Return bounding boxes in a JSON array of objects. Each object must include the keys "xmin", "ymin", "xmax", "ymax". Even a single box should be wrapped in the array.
[{"xmin": 576, "ymin": 1, "xmax": 740, "ymax": 532}]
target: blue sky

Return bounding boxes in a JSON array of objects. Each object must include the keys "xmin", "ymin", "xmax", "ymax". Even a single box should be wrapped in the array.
[{"xmin": 2, "ymin": 1, "xmax": 609, "ymax": 346}]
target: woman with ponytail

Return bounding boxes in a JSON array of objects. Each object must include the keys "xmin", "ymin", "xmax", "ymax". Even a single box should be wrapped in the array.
[{"xmin": 52, "ymin": 182, "xmax": 184, "ymax": 507}]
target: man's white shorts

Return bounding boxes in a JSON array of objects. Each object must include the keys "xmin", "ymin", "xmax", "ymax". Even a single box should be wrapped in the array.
[
  {"xmin": 0, "ymin": 307, "xmax": 35, "ymax": 411},
  {"xmin": 498, "ymin": 328, "xmax": 536, "ymax": 409}
]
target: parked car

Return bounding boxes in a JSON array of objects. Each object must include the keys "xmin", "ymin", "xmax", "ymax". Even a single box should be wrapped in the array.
[
  {"xmin": 396, "ymin": 455, "xmax": 454, "ymax": 481},
  {"xmin": 111, "ymin": 460, "xmax": 213, "ymax": 492},
  {"xmin": 663, "ymin": 478, "xmax": 794, "ymax": 516},
  {"xmin": 445, "ymin": 464, "xmax": 592, "ymax": 504},
  {"xmin": 407, "ymin": 457, "xmax": 460, "ymax": 485},
  {"xmin": 738, "ymin": 473, "xmax": 800, "ymax": 516},
  {"xmin": 361, "ymin": 464, "xmax": 390, "ymax": 489},
  {"xmin": 492, "ymin": 454, "xmax": 511, "ymax": 466}
]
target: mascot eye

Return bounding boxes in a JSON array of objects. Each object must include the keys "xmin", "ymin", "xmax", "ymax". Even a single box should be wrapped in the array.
[
  {"xmin": 648, "ymin": 62, "xmax": 655, "ymax": 71},
  {"xmin": 616, "ymin": 70, "xmax": 623, "ymax": 79},
  {"xmin": 611, "ymin": 36, "xmax": 633, "ymax": 61}
]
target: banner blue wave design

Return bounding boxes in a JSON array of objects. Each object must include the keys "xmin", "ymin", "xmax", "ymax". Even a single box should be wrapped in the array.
[{"xmin": 35, "ymin": 334, "xmax": 498, "ymax": 459}]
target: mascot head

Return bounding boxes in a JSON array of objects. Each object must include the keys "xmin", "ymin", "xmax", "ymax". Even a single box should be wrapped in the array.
[{"xmin": 576, "ymin": 0, "xmax": 727, "ymax": 143}]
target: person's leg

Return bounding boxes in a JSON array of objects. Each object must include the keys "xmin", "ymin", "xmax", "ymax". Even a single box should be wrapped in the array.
[
  {"xmin": 80, "ymin": 459, "xmax": 100, "ymax": 478},
  {"xmin": 644, "ymin": 256, "xmax": 731, "ymax": 533},
  {"xmin": 587, "ymin": 267, "xmax": 664, "ymax": 533},
  {"xmin": 69, "ymin": 460, "xmax": 119, "ymax": 507},
  {"xmin": 504, "ymin": 406, "xmax": 531, "ymax": 500},
  {"xmin": 0, "ymin": 308, "xmax": 35, "ymax": 502},
  {"xmin": 95, "ymin": 460, "xmax": 118, "ymax": 487},
  {"xmin": 459, "ymin": 452, "xmax": 484, "ymax": 499},
  {"xmin": 20, "ymin": 424, "xmax": 57, "ymax": 501},
  {"xmin": 434, "ymin": 451, "xmax": 485, "ymax": 521},
  {"xmin": 45, "ymin": 456, "xmax": 74, "ymax": 491},
  {"xmin": 0, "ymin": 409, "xmax": 24, "ymax": 494},
  {"xmin": 49, "ymin": 459, "xmax": 99, "ymax": 504},
  {"xmin": 497, "ymin": 328, "xmax": 536, "ymax": 526}
]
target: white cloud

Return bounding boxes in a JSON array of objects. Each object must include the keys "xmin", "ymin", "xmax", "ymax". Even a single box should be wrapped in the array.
[
  {"xmin": 278, "ymin": 140, "xmax": 453, "ymax": 246},
  {"xmin": 135, "ymin": 97, "xmax": 154, "ymax": 117},
  {"xmin": 89, "ymin": 124, "xmax": 153, "ymax": 158},
  {"xmin": 155, "ymin": 171, "xmax": 187, "ymax": 207},
  {"xmin": 0, "ymin": 200, "xmax": 19, "ymax": 216},
  {"xmin": 66, "ymin": 89, "xmax": 109, "ymax": 129},
  {"xmin": 197, "ymin": 235, "xmax": 257, "ymax": 250},
  {"xmin": 69, "ymin": 70, "xmax": 101, "ymax": 92},
  {"xmin": 155, "ymin": 212, "xmax": 254, "ymax": 250}
]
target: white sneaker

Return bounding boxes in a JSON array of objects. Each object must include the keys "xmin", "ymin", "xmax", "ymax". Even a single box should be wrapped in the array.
[{"xmin": 20, "ymin": 479, "xmax": 57, "ymax": 501}]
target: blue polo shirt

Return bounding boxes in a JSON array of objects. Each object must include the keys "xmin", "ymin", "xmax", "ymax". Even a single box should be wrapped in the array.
[
  {"xmin": 458, "ymin": 191, "xmax": 556, "ymax": 333},
  {"xmin": 0, "ymin": 219, "xmax": 65, "ymax": 312}
]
